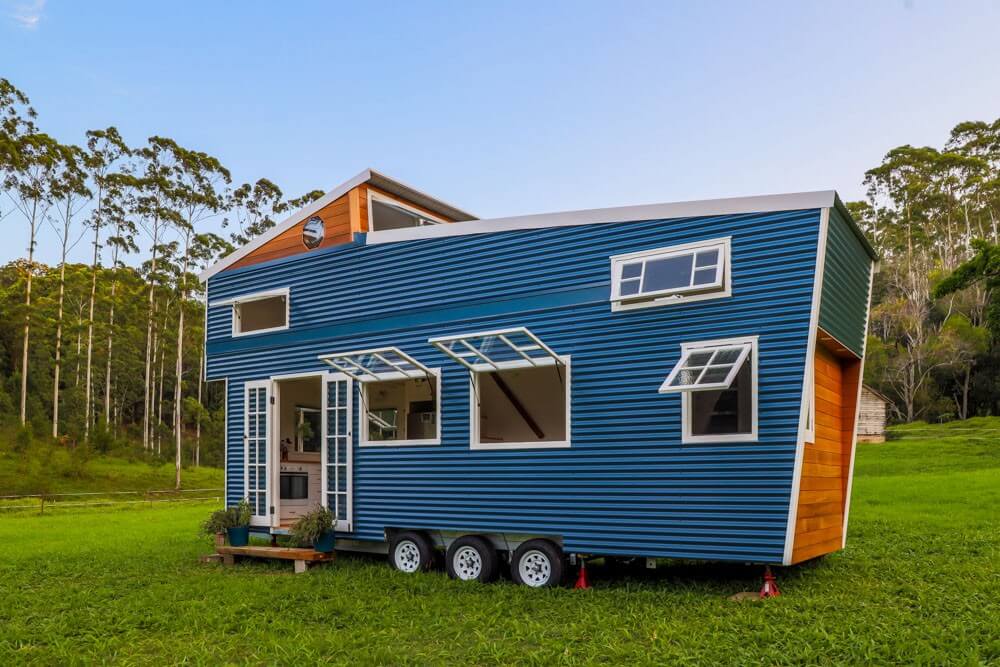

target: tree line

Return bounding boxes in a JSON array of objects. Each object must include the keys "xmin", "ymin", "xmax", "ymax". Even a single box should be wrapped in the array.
[
  {"xmin": 851, "ymin": 118, "xmax": 1000, "ymax": 422},
  {"xmin": 0, "ymin": 78, "xmax": 322, "ymax": 486},
  {"xmin": 2, "ymin": 74, "xmax": 999, "ymax": 481}
]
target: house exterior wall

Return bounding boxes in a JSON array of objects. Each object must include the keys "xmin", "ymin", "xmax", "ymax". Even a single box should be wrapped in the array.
[
  {"xmin": 858, "ymin": 387, "xmax": 888, "ymax": 442},
  {"xmin": 819, "ymin": 205, "xmax": 873, "ymax": 356},
  {"xmin": 206, "ymin": 207, "xmax": 824, "ymax": 563}
]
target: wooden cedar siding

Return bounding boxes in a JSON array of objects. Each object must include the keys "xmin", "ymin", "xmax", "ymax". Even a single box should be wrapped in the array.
[
  {"xmin": 791, "ymin": 341, "xmax": 860, "ymax": 563},
  {"xmin": 229, "ymin": 193, "xmax": 354, "ymax": 270},
  {"xmin": 227, "ymin": 184, "xmax": 457, "ymax": 271}
]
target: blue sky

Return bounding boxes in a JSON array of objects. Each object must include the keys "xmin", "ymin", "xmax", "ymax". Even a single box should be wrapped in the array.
[{"xmin": 3, "ymin": 0, "xmax": 1000, "ymax": 266}]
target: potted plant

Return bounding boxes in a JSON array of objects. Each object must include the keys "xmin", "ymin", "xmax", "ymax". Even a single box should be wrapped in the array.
[
  {"xmin": 202, "ymin": 499, "xmax": 252, "ymax": 547},
  {"xmin": 226, "ymin": 499, "xmax": 252, "ymax": 547},
  {"xmin": 289, "ymin": 506, "xmax": 335, "ymax": 553},
  {"xmin": 201, "ymin": 507, "xmax": 231, "ymax": 548}
]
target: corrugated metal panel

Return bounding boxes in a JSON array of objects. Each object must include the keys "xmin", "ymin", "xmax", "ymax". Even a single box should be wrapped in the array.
[
  {"xmin": 819, "ymin": 207, "xmax": 873, "ymax": 356},
  {"xmin": 209, "ymin": 209, "xmax": 821, "ymax": 563}
]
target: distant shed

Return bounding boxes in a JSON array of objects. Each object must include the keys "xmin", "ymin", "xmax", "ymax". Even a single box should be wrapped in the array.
[{"xmin": 858, "ymin": 385, "xmax": 890, "ymax": 442}]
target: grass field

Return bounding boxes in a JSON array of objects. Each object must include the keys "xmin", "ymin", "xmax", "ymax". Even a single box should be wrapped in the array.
[{"xmin": 1, "ymin": 422, "xmax": 998, "ymax": 664}]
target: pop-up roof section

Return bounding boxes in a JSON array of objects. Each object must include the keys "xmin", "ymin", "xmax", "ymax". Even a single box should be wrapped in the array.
[{"xmin": 199, "ymin": 168, "xmax": 477, "ymax": 281}]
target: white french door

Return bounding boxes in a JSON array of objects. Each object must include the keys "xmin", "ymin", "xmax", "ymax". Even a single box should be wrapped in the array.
[
  {"xmin": 244, "ymin": 380, "xmax": 271, "ymax": 527},
  {"xmin": 322, "ymin": 374, "xmax": 353, "ymax": 532}
]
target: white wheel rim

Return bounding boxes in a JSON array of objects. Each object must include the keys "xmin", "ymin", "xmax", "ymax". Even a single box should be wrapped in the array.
[
  {"xmin": 454, "ymin": 545, "xmax": 483, "ymax": 580},
  {"xmin": 518, "ymin": 549, "xmax": 552, "ymax": 587},
  {"xmin": 394, "ymin": 541, "xmax": 421, "ymax": 573}
]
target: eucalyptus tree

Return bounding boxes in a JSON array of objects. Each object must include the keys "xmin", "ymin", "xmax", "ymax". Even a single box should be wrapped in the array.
[
  {"xmin": 47, "ymin": 143, "xmax": 91, "ymax": 436},
  {"xmin": 128, "ymin": 138, "xmax": 183, "ymax": 449},
  {"xmin": 81, "ymin": 127, "xmax": 129, "ymax": 438},
  {"xmin": 0, "ymin": 78, "xmax": 33, "ymax": 184},
  {"xmin": 4, "ymin": 130, "xmax": 66, "ymax": 425},
  {"xmin": 159, "ymin": 139, "xmax": 230, "ymax": 487},
  {"xmin": 102, "ymin": 185, "xmax": 139, "ymax": 426}
]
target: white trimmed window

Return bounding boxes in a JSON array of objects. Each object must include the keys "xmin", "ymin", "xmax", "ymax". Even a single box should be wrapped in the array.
[
  {"xmin": 430, "ymin": 328, "xmax": 570, "ymax": 450},
  {"xmin": 659, "ymin": 336, "xmax": 758, "ymax": 443},
  {"xmin": 368, "ymin": 191, "xmax": 446, "ymax": 231},
  {"xmin": 213, "ymin": 288, "xmax": 290, "ymax": 336},
  {"xmin": 610, "ymin": 237, "xmax": 731, "ymax": 311},
  {"xmin": 319, "ymin": 347, "xmax": 440, "ymax": 446}
]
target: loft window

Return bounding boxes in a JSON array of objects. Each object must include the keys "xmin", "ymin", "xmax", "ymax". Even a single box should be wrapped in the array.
[
  {"xmin": 214, "ymin": 289, "xmax": 289, "ymax": 336},
  {"xmin": 430, "ymin": 328, "xmax": 570, "ymax": 450},
  {"xmin": 610, "ymin": 237, "xmax": 731, "ymax": 311},
  {"xmin": 659, "ymin": 336, "xmax": 758, "ymax": 443},
  {"xmin": 369, "ymin": 192, "xmax": 445, "ymax": 231},
  {"xmin": 318, "ymin": 347, "xmax": 440, "ymax": 446}
]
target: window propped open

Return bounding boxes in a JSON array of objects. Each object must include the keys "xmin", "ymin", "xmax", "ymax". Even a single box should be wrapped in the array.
[
  {"xmin": 429, "ymin": 327, "xmax": 564, "ymax": 372},
  {"xmin": 318, "ymin": 347, "xmax": 434, "ymax": 383},
  {"xmin": 319, "ymin": 347, "xmax": 440, "ymax": 446},
  {"xmin": 658, "ymin": 342, "xmax": 752, "ymax": 393},
  {"xmin": 369, "ymin": 193, "xmax": 445, "ymax": 231},
  {"xmin": 660, "ymin": 337, "xmax": 758, "ymax": 443}
]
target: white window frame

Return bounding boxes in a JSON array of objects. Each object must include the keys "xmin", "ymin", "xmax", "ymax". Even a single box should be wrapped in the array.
[
  {"xmin": 429, "ymin": 327, "xmax": 564, "ymax": 372},
  {"xmin": 367, "ymin": 190, "xmax": 447, "ymax": 231},
  {"xmin": 469, "ymin": 355, "xmax": 571, "ymax": 451},
  {"xmin": 211, "ymin": 288, "xmax": 290, "ymax": 337},
  {"xmin": 672, "ymin": 335, "xmax": 759, "ymax": 444},
  {"xmin": 609, "ymin": 237, "xmax": 732, "ymax": 312},
  {"xmin": 359, "ymin": 367, "xmax": 442, "ymax": 447}
]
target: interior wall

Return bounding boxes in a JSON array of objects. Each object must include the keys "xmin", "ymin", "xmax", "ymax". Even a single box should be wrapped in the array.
[
  {"xmin": 278, "ymin": 377, "xmax": 322, "ymax": 462},
  {"xmin": 478, "ymin": 366, "xmax": 567, "ymax": 443},
  {"xmin": 238, "ymin": 296, "xmax": 285, "ymax": 332},
  {"xmin": 365, "ymin": 377, "xmax": 435, "ymax": 440}
]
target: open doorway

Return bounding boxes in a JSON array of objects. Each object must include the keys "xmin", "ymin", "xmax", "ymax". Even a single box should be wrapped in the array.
[{"xmin": 274, "ymin": 375, "xmax": 323, "ymax": 528}]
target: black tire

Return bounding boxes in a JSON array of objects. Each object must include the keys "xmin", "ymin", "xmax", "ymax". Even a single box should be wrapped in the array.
[
  {"xmin": 511, "ymin": 539, "xmax": 565, "ymax": 587},
  {"xmin": 388, "ymin": 531, "xmax": 436, "ymax": 574},
  {"xmin": 445, "ymin": 535, "xmax": 499, "ymax": 583}
]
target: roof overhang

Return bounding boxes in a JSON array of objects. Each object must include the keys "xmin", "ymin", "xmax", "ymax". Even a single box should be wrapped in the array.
[{"xmin": 199, "ymin": 168, "xmax": 478, "ymax": 283}]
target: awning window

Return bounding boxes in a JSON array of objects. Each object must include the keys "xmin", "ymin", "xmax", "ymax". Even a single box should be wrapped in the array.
[
  {"xmin": 429, "ymin": 327, "xmax": 564, "ymax": 372},
  {"xmin": 318, "ymin": 347, "xmax": 433, "ymax": 382},
  {"xmin": 658, "ymin": 342, "xmax": 752, "ymax": 393}
]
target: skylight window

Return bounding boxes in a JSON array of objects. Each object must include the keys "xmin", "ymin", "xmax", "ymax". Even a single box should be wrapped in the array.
[{"xmin": 610, "ymin": 237, "xmax": 731, "ymax": 310}]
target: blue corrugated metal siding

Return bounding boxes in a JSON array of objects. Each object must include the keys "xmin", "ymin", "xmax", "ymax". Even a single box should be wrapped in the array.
[{"xmin": 209, "ymin": 209, "xmax": 821, "ymax": 563}]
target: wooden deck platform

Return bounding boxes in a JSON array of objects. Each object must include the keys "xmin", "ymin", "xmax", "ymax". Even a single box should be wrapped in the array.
[{"xmin": 213, "ymin": 545, "xmax": 335, "ymax": 574}]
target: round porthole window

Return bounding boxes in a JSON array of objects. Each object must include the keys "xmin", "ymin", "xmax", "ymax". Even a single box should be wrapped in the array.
[{"xmin": 302, "ymin": 216, "xmax": 324, "ymax": 249}]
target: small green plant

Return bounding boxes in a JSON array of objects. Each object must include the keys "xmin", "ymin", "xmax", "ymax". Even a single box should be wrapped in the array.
[
  {"xmin": 14, "ymin": 423, "xmax": 33, "ymax": 453},
  {"xmin": 200, "ymin": 498, "xmax": 251, "ymax": 536},
  {"xmin": 288, "ymin": 506, "xmax": 334, "ymax": 546}
]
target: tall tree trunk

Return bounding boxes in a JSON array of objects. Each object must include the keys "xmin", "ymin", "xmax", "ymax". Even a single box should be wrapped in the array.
[
  {"xmin": 84, "ymin": 186, "xmax": 104, "ymax": 440},
  {"xmin": 174, "ymin": 232, "xmax": 191, "ymax": 489},
  {"xmin": 19, "ymin": 200, "xmax": 40, "ymax": 426},
  {"xmin": 157, "ymin": 343, "xmax": 166, "ymax": 456},
  {"xmin": 142, "ymin": 220, "xmax": 160, "ymax": 451},
  {"xmin": 51, "ymin": 227, "xmax": 70, "ymax": 437},
  {"xmin": 195, "ymin": 343, "xmax": 203, "ymax": 467},
  {"xmin": 103, "ymin": 230, "xmax": 121, "ymax": 427}
]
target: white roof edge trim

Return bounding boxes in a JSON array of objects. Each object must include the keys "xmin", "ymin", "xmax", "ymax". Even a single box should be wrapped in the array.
[
  {"xmin": 366, "ymin": 190, "xmax": 838, "ymax": 245},
  {"xmin": 209, "ymin": 287, "xmax": 289, "ymax": 308},
  {"xmin": 199, "ymin": 167, "xmax": 479, "ymax": 283}
]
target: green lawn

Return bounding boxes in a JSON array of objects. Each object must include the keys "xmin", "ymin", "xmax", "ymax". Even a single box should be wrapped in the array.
[{"xmin": 1, "ymin": 424, "xmax": 998, "ymax": 664}]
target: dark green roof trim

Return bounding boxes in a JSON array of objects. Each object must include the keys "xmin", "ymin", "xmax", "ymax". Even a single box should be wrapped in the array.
[
  {"xmin": 819, "ymin": 205, "xmax": 874, "ymax": 357},
  {"xmin": 832, "ymin": 194, "xmax": 878, "ymax": 261}
]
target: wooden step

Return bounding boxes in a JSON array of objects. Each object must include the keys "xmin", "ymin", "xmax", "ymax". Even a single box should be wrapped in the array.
[{"xmin": 213, "ymin": 545, "xmax": 335, "ymax": 573}]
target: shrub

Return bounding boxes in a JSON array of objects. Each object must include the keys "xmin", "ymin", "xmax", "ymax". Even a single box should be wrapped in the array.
[
  {"xmin": 289, "ymin": 506, "xmax": 334, "ymax": 547},
  {"xmin": 201, "ymin": 498, "xmax": 252, "ymax": 536},
  {"xmin": 14, "ymin": 423, "xmax": 33, "ymax": 453}
]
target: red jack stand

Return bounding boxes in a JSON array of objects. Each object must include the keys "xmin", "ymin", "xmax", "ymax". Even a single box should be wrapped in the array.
[
  {"xmin": 759, "ymin": 566, "xmax": 780, "ymax": 598},
  {"xmin": 574, "ymin": 558, "xmax": 591, "ymax": 589}
]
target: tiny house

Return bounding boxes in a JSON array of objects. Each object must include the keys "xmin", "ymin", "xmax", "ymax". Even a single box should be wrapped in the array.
[{"xmin": 200, "ymin": 169, "xmax": 876, "ymax": 586}]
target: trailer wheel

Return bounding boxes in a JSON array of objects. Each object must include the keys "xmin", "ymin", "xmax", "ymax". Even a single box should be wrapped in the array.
[
  {"xmin": 446, "ymin": 535, "xmax": 499, "ymax": 583},
  {"xmin": 511, "ymin": 539, "xmax": 565, "ymax": 587},
  {"xmin": 389, "ymin": 531, "xmax": 435, "ymax": 574}
]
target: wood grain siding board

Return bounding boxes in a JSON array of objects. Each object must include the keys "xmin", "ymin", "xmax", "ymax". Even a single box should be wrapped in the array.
[
  {"xmin": 225, "ymin": 183, "xmax": 461, "ymax": 272},
  {"xmin": 791, "ymin": 340, "xmax": 858, "ymax": 563},
  {"xmin": 229, "ymin": 193, "xmax": 353, "ymax": 270}
]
